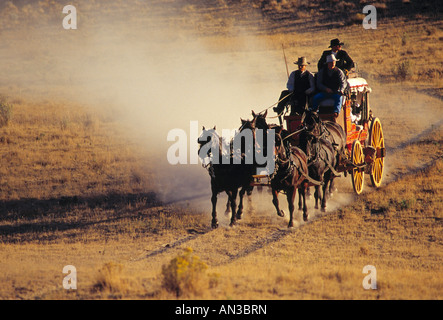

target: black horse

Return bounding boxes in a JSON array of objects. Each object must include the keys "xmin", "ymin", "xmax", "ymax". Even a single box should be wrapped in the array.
[
  {"xmin": 315, "ymin": 115, "xmax": 347, "ymax": 197},
  {"xmin": 198, "ymin": 125, "xmax": 256, "ymax": 228},
  {"xmin": 302, "ymin": 111, "xmax": 347, "ymax": 197},
  {"xmin": 299, "ymin": 111, "xmax": 339, "ymax": 211}
]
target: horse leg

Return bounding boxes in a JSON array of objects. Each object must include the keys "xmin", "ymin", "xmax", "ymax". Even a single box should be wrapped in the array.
[
  {"xmin": 329, "ymin": 155, "xmax": 340, "ymax": 197},
  {"xmin": 321, "ymin": 173, "xmax": 331, "ymax": 212},
  {"xmin": 228, "ymin": 189, "xmax": 238, "ymax": 227},
  {"xmin": 236, "ymin": 186, "xmax": 246, "ymax": 220},
  {"xmin": 211, "ymin": 191, "xmax": 218, "ymax": 229},
  {"xmin": 299, "ymin": 182, "xmax": 309, "ymax": 221},
  {"xmin": 225, "ymin": 198, "xmax": 230, "ymax": 215},
  {"xmin": 314, "ymin": 185, "xmax": 320, "ymax": 209},
  {"xmin": 306, "ymin": 186, "xmax": 312, "ymax": 199},
  {"xmin": 272, "ymin": 188, "xmax": 285, "ymax": 217},
  {"xmin": 298, "ymin": 190, "xmax": 302, "ymax": 211},
  {"xmin": 328, "ymin": 177, "xmax": 336, "ymax": 199},
  {"xmin": 286, "ymin": 187, "xmax": 296, "ymax": 228}
]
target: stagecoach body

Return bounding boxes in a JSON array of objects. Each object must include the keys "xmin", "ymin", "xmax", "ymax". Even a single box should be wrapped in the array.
[{"xmin": 282, "ymin": 77, "xmax": 386, "ymax": 194}]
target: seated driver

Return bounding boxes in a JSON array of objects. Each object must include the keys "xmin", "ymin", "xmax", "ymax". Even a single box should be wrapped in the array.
[
  {"xmin": 310, "ymin": 54, "xmax": 347, "ymax": 117},
  {"xmin": 274, "ymin": 56, "xmax": 315, "ymax": 116}
]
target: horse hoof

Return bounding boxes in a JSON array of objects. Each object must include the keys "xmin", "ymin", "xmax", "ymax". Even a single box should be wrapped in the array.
[
  {"xmin": 278, "ymin": 210, "xmax": 285, "ymax": 217},
  {"xmin": 288, "ymin": 221, "xmax": 294, "ymax": 228},
  {"xmin": 303, "ymin": 213, "xmax": 308, "ymax": 222},
  {"xmin": 229, "ymin": 220, "xmax": 237, "ymax": 227},
  {"xmin": 236, "ymin": 212, "xmax": 243, "ymax": 220},
  {"xmin": 321, "ymin": 207, "xmax": 326, "ymax": 213},
  {"xmin": 211, "ymin": 220, "xmax": 219, "ymax": 229}
]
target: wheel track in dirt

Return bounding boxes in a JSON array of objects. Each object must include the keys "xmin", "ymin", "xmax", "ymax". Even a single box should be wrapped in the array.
[
  {"xmin": 388, "ymin": 118, "xmax": 443, "ymax": 153},
  {"xmin": 215, "ymin": 228, "xmax": 292, "ymax": 266},
  {"xmin": 129, "ymin": 228, "xmax": 211, "ymax": 262}
]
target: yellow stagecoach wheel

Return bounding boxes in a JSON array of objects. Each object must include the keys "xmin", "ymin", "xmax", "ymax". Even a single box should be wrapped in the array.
[
  {"xmin": 351, "ymin": 140, "xmax": 365, "ymax": 195},
  {"xmin": 369, "ymin": 118, "xmax": 385, "ymax": 187}
]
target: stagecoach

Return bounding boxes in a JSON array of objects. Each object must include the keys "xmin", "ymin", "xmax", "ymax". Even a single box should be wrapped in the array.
[
  {"xmin": 199, "ymin": 74, "xmax": 386, "ymax": 228},
  {"xmin": 252, "ymin": 76, "xmax": 386, "ymax": 195}
]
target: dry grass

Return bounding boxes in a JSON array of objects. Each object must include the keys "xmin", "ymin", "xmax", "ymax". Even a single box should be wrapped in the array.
[{"xmin": 0, "ymin": 98, "xmax": 154, "ymax": 201}]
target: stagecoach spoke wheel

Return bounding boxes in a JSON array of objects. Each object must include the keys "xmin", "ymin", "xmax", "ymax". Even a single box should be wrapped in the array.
[
  {"xmin": 369, "ymin": 118, "xmax": 385, "ymax": 188},
  {"xmin": 351, "ymin": 140, "xmax": 364, "ymax": 195}
]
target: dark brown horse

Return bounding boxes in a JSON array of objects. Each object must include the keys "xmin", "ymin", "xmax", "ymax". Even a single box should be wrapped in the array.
[
  {"xmin": 234, "ymin": 117, "xmax": 257, "ymax": 219},
  {"xmin": 270, "ymin": 128, "xmax": 310, "ymax": 226},
  {"xmin": 251, "ymin": 110, "xmax": 310, "ymax": 226}
]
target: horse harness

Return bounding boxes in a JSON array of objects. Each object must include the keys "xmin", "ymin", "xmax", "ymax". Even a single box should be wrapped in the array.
[
  {"xmin": 271, "ymin": 143, "xmax": 322, "ymax": 187},
  {"xmin": 305, "ymin": 127, "xmax": 342, "ymax": 178}
]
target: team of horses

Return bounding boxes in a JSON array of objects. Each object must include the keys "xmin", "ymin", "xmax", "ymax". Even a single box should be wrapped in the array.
[{"xmin": 197, "ymin": 110, "xmax": 347, "ymax": 228}]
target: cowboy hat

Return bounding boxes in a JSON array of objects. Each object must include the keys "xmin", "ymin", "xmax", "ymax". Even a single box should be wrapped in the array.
[
  {"xmin": 329, "ymin": 38, "xmax": 344, "ymax": 47},
  {"xmin": 294, "ymin": 56, "xmax": 310, "ymax": 66},
  {"xmin": 325, "ymin": 54, "xmax": 339, "ymax": 63}
]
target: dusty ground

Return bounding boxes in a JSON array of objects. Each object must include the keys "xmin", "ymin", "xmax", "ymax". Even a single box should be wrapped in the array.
[{"xmin": 0, "ymin": 0, "xmax": 442, "ymax": 300}]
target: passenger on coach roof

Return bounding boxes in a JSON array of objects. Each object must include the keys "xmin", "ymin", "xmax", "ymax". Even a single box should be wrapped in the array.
[{"xmin": 317, "ymin": 38, "xmax": 354, "ymax": 77}]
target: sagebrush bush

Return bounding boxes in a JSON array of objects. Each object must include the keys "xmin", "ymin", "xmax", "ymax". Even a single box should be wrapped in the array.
[
  {"xmin": 161, "ymin": 247, "xmax": 208, "ymax": 297},
  {"xmin": 93, "ymin": 262, "xmax": 128, "ymax": 294},
  {"xmin": 347, "ymin": 13, "xmax": 365, "ymax": 26},
  {"xmin": 0, "ymin": 97, "xmax": 13, "ymax": 127},
  {"xmin": 393, "ymin": 60, "xmax": 413, "ymax": 80},
  {"xmin": 401, "ymin": 32, "xmax": 409, "ymax": 46}
]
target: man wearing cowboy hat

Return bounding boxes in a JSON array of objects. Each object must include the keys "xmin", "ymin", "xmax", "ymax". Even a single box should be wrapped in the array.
[
  {"xmin": 274, "ymin": 56, "xmax": 315, "ymax": 116},
  {"xmin": 310, "ymin": 54, "xmax": 347, "ymax": 116},
  {"xmin": 317, "ymin": 38, "xmax": 354, "ymax": 74}
]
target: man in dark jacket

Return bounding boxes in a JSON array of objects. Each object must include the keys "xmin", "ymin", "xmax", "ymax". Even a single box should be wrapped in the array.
[
  {"xmin": 317, "ymin": 38, "xmax": 354, "ymax": 75},
  {"xmin": 310, "ymin": 54, "xmax": 347, "ymax": 116},
  {"xmin": 274, "ymin": 57, "xmax": 315, "ymax": 116}
]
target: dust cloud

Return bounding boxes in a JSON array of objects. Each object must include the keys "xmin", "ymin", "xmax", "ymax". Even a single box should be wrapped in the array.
[{"xmin": 0, "ymin": 1, "xmax": 285, "ymax": 204}]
